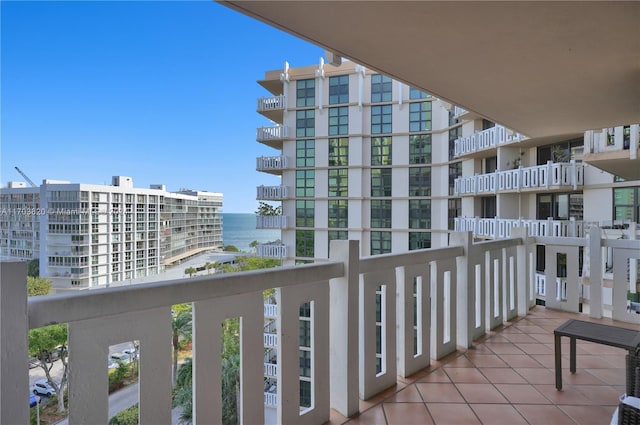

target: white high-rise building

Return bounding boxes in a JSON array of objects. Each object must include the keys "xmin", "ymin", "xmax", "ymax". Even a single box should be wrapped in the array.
[
  {"xmin": 0, "ymin": 176, "xmax": 223, "ymax": 291},
  {"xmin": 254, "ymin": 60, "xmax": 639, "ymax": 280}
]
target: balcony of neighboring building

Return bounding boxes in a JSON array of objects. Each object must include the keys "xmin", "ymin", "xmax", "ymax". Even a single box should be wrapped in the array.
[
  {"xmin": 256, "ymin": 185, "xmax": 289, "ymax": 201},
  {"xmin": 455, "ymin": 216, "xmax": 585, "ymax": 239},
  {"xmin": 256, "ymin": 214, "xmax": 289, "ymax": 229},
  {"xmin": 454, "ymin": 161, "xmax": 584, "ymax": 196},
  {"xmin": 255, "ymin": 243, "xmax": 288, "ymax": 259},
  {"xmin": 256, "ymin": 155, "xmax": 288, "ymax": 175},
  {"xmin": 454, "ymin": 125, "xmax": 527, "ymax": 158},
  {"xmin": 256, "ymin": 125, "xmax": 290, "ymax": 149},
  {"xmin": 256, "ymin": 95, "xmax": 286, "ymax": 123},
  {"xmin": 583, "ymin": 124, "xmax": 640, "ymax": 180}
]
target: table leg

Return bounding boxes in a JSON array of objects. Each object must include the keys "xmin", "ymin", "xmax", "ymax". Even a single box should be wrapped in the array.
[
  {"xmin": 555, "ymin": 332, "xmax": 562, "ymax": 390},
  {"xmin": 570, "ymin": 337, "xmax": 576, "ymax": 374}
]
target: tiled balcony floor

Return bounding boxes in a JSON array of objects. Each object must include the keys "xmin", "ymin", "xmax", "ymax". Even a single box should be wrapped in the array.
[{"xmin": 330, "ymin": 306, "xmax": 637, "ymax": 425}]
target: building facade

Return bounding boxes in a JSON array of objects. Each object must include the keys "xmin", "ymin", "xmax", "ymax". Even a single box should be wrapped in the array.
[
  {"xmin": 0, "ymin": 176, "xmax": 223, "ymax": 290},
  {"xmin": 254, "ymin": 59, "xmax": 640, "ymax": 293}
]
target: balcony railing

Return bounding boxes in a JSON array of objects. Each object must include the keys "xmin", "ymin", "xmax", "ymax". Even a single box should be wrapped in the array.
[
  {"xmin": 454, "ymin": 125, "xmax": 526, "ymax": 157},
  {"xmin": 264, "ymin": 303, "xmax": 278, "ymax": 318},
  {"xmin": 256, "ymin": 94, "xmax": 286, "ymax": 112},
  {"xmin": 264, "ymin": 362, "xmax": 278, "ymax": 377},
  {"xmin": 256, "ymin": 185, "xmax": 289, "ymax": 200},
  {"xmin": 256, "ymin": 243, "xmax": 288, "ymax": 259},
  {"xmin": 256, "ymin": 125, "xmax": 289, "ymax": 143},
  {"xmin": 454, "ymin": 217, "xmax": 585, "ymax": 239},
  {"xmin": 584, "ymin": 124, "xmax": 639, "ymax": 154},
  {"xmin": 454, "ymin": 161, "xmax": 584, "ymax": 195},
  {"xmin": 4, "ymin": 229, "xmax": 640, "ymax": 424},
  {"xmin": 256, "ymin": 214, "xmax": 288, "ymax": 229},
  {"xmin": 256, "ymin": 155, "xmax": 288, "ymax": 172}
]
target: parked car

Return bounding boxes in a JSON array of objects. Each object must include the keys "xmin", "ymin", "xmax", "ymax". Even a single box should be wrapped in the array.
[
  {"xmin": 29, "ymin": 394, "xmax": 40, "ymax": 408},
  {"xmin": 31, "ymin": 379, "xmax": 56, "ymax": 397},
  {"xmin": 110, "ymin": 352, "xmax": 131, "ymax": 364},
  {"xmin": 122, "ymin": 348, "xmax": 138, "ymax": 360}
]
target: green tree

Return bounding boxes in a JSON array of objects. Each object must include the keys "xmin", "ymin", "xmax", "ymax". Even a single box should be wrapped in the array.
[
  {"xmin": 255, "ymin": 202, "xmax": 281, "ymax": 216},
  {"xmin": 109, "ymin": 403, "xmax": 138, "ymax": 425},
  {"xmin": 172, "ymin": 311, "xmax": 192, "ymax": 387},
  {"xmin": 223, "ymin": 245, "xmax": 239, "ymax": 252},
  {"xmin": 29, "ymin": 324, "xmax": 68, "ymax": 412},
  {"xmin": 172, "ymin": 358, "xmax": 193, "ymax": 425},
  {"xmin": 27, "ymin": 276, "xmax": 52, "ymax": 297},
  {"xmin": 205, "ymin": 262, "xmax": 215, "ymax": 274},
  {"xmin": 27, "ymin": 259, "xmax": 40, "ymax": 277},
  {"xmin": 184, "ymin": 267, "xmax": 196, "ymax": 278}
]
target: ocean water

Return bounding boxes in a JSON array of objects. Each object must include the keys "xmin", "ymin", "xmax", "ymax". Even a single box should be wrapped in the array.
[{"xmin": 222, "ymin": 213, "xmax": 280, "ymax": 252}]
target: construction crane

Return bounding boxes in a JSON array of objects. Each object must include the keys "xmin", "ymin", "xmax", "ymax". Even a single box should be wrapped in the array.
[{"xmin": 14, "ymin": 166, "xmax": 37, "ymax": 187}]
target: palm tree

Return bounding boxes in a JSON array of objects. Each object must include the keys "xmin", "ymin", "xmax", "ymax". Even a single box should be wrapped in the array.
[
  {"xmin": 184, "ymin": 267, "xmax": 196, "ymax": 278},
  {"xmin": 172, "ymin": 311, "xmax": 192, "ymax": 387},
  {"xmin": 205, "ymin": 262, "xmax": 214, "ymax": 274}
]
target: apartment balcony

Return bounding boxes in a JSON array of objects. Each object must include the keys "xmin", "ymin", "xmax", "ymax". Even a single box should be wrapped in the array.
[
  {"xmin": 454, "ymin": 125, "xmax": 527, "ymax": 158},
  {"xmin": 454, "ymin": 161, "xmax": 584, "ymax": 196},
  {"xmin": 4, "ymin": 230, "xmax": 640, "ymax": 424},
  {"xmin": 256, "ymin": 125, "xmax": 289, "ymax": 150},
  {"xmin": 256, "ymin": 94, "xmax": 286, "ymax": 123},
  {"xmin": 583, "ymin": 124, "xmax": 640, "ymax": 180},
  {"xmin": 256, "ymin": 185, "xmax": 289, "ymax": 201},
  {"xmin": 256, "ymin": 155, "xmax": 288, "ymax": 175},
  {"xmin": 256, "ymin": 214, "xmax": 289, "ymax": 229},
  {"xmin": 256, "ymin": 243, "xmax": 288, "ymax": 259},
  {"xmin": 455, "ymin": 216, "xmax": 585, "ymax": 239}
]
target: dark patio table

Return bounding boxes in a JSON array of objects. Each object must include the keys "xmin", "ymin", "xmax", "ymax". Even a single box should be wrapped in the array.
[{"xmin": 554, "ymin": 319, "xmax": 640, "ymax": 390}]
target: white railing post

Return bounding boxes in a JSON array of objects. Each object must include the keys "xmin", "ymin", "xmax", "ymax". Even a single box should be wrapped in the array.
[
  {"xmin": 588, "ymin": 227, "xmax": 603, "ymax": 319},
  {"xmin": 512, "ymin": 228, "xmax": 531, "ymax": 316},
  {"xmin": 0, "ymin": 262, "xmax": 29, "ymax": 425},
  {"xmin": 329, "ymin": 240, "xmax": 359, "ymax": 417},
  {"xmin": 450, "ymin": 232, "xmax": 476, "ymax": 348}
]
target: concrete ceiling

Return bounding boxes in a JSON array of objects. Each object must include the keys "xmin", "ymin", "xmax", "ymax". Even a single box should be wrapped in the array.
[{"xmin": 221, "ymin": 1, "xmax": 640, "ymax": 139}]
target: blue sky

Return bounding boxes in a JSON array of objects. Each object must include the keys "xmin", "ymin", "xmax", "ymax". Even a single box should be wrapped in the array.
[{"xmin": 1, "ymin": 1, "xmax": 324, "ymax": 213}]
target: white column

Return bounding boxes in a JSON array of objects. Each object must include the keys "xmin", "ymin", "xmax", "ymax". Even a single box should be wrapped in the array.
[
  {"xmin": 328, "ymin": 240, "xmax": 359, "ymax": 417},
  {"xmin": 0, "ymin": 262, "xmax": 29, "ymax": 425},
  {"xmin": 589, "ymin": 227, "xmax": 603, "ymax": 318}
]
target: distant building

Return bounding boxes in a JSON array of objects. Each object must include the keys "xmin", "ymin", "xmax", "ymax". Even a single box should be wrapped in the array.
[{"xmin": 0, "ymin": 176, "xmax": 223, "ymax": 291}]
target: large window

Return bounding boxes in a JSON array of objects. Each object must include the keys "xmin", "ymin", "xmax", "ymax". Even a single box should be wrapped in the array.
[
  {"xmin": 537, "ymin": 138, "xmax": 582, "ymax": 164},
  {"xmin": 296, "ymin": 170, "xmax": 315, "ymax": 198},
  {"xmin": 328, "ymin": 137, "xmax": 349, "ymax": 166},
  {"xmin": 371, "ymin": 231, "xmax": 391, "ymax": 255},
  {"xmin": 296, "ymin": 139, "xmax": 315, "ymax": 168},
  {"xmin": 329, "ymin": 75, "xmax": 349, "ymax": 104},
  {"xmin": 328, "ymin": 200, "xmax": 348, "ymax": 228},
  {"xmin": 481, "ymin": 196, "xmax": 497, "ymax": 218},
  {"xmin": 371, "ymin": 200, "xmax": 392, "ymax": 228},
  {"xmin": 296, "ymin": 200, "xmax": 315, "ymax": 227},
  {"xmin": 409, "ymin": 232, "xmax": 431, "ymax": 250},
  {"xmin": 409, "ymin": 199, "xmax": 430, "ymax": 229},
  {"xmin": 296, "ymin": 79, "xmax": 315, "ymax": 107},
  {"xmin": 328, "ymin": 169, "xmax": 348, "ymax": 197},
  {"xmin": 371, "ymin": 136, "xmax": 392, "ymax": 165},
  {"xmin": 328, "ymin": 106, "xmax": 348, "ymax": 136},
  {"xmin": 371, "ymin": 74, "xmax": 392, "ymax": 103},
  {"xmin": 409, "ymin": 101, "xmax": 431, "ymax": 132},
  {"xmin": 409, "ymin": 87, "xmax": 430, "ymax": 100},
  {"xmin": 448, "ymin": 198, "xmax": 461, "ymax": 230},
  {"xmin": 409, "ymin": 167, "xmax": 431, "ymax": 197},
  {"xmin": 409, "ymin": 134, "xmax": 431, "ymax": 164},
  {"xmin": 537, "ymin": 193, "xmax": 583, "ymax": 220},
  {"xmin": 371, "ymin": 168, "xmax": 392, "ymax": 197},
  {"xmin": 449, "ymin": 126, "xmax": 462, "ymax": 160},
  {"xmin": 296, "ymin": 110, "xmax": 315, "ymax": 138},
  {"xmin": 614, "ymin": 187, "xmax": 640, "ymax": 223},
  {"xmin": 448, "ymin": 162, "xmax": 462, "ymax": 196},
  {"xmin": 371, "ymin": 105, "xmax": 392, "ymax": 134},
  {"xmin": 296, "ymin": 229, "xmax": 314, "ymax": 257}
]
